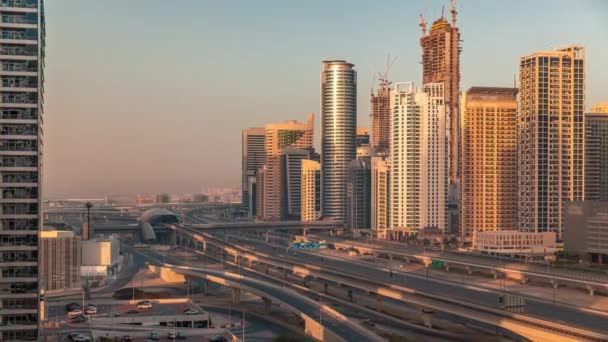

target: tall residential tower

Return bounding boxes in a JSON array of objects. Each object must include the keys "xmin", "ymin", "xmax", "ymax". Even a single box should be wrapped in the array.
[
  {"xmin": 585, "ymin": 104, "xmax": 608, "ymax": 201},
  {"xmin": 0, "ymin": 0, "xmax": 45, "ymax": 339},
  {"xmin": 518, "ymin": 46, "xmax": 585, "ymax": 239},
  {"xmin": 419, "ymin": 3, "xmax": 461, "ymax": 184},
  {"xmin": 460, "ymin": 87, "xmax": 518, "ymax": 239},
  {"xmin": 321, "ymin": 60, "xmax": 357, "ymax": 222},
  {"xmin": 241, "ymin": 127, "xmax": 265, "ymax": 216}
]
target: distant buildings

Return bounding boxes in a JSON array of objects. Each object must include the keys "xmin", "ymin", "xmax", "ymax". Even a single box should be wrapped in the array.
[
  {"xmin": 371, "ymin": 157, "xmax": 390, "ymax": 238},
  {"xmin": 518, "ymin": 46, "xmax": 585, "ymax": 239},
  {"xmin": 259, "ymin": 114, "xmax": 314, "ymax": 220},
  {"xmin": 356, "ymin": 127, "xmax": 370, "ymax": 147},
  {"xmin": 321, "ymin": 60, "xmax": 357, "ymax": 222},
  {"xmin": 420, "ymin": 3, "xmax": 461, "ymax": 184},
  {"xmin": 40, "ymin": 230, "xmax": 81, "ymax": 291},
  {"xmin": 585, "ymin": 106, "xmax": 608, "ymax": 201},
  {"xmin": 136, "ymin": 194, "xmax": 156, "ymax": 205},
  {"xmin": 242, "ymin": 127, "xmax": 266, "ymax": 216},
  {"xmin": 346, "ymin": 158, "xmax": 371, "ymax": 231},
  {"xmin": 155, "ymin": 193, "xmax": 170, "ymax": 204},
  {"xmin": 281, "ymin": 147, "xmax": 318, "ymax": 220},
  {"xmin": 460, "ymin": 87, "xmax": 518, "ymax": 239},
  {"xmin": 370, "ymin": 81, "xmax": 391, "ymax": 152},
  {"xmin": 301, "ymin": 160, "xmax": 322, "ymax": 221},
  {"xmin": 564, "ymin": 201, "xmax": 608, "ymax": 263}
]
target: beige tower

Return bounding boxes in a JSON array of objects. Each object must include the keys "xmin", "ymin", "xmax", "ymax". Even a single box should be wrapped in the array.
[
  {"xmin": 261, "ymin": 114, "xmax": 314, "ymax": 220},
  {"xmin": 519, "ymin": 46, "xmax": 585, "ymax": 239},
  {"xmin": 371, "ymin": 157, "xmax": 390, "ymax": 239},
  {"xmin": 460, "ymin": 87, "xmax": 518, "ymax": 239},
  {"xmin": 301, "ymin": 159, "xmax": 321, "ymax": 221}
]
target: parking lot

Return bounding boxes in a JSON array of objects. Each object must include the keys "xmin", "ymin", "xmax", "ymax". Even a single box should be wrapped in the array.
[{"xmin": 48, "ymin": 300, "xmax": 198, "ymax": 321}]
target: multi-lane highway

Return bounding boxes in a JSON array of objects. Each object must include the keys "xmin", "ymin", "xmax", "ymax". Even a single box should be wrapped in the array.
[{"xmin": 132, "ymin": 247, "xmax": 381, "ymax": 342}]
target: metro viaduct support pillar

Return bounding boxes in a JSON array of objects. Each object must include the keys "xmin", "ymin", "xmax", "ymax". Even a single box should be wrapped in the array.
[
  {"xmin": 420, "ymin": 308, "xmax": 433, "ymax": 329},
  {"xmin": 231, "ymin": 287, "xmax": 241, "ymax": 305},
  {"xmin": 586, "ymin": 285, "xmax": 596, "ymax": 296},
  {"xmin": 262, "ymin": 297, "xmax": 272, "ymax": 313}
]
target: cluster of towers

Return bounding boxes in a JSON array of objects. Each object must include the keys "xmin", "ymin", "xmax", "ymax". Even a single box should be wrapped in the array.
[{"xmin": 242, "ymin": 3, "xmax": 602, "ymax": 245}]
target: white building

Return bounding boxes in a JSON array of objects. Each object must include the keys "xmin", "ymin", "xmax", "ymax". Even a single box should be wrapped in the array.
[
  {"xmin": 473, "ymin": 230, "xmax": 559, "ymax": 255},
  {"xmin": 301, "ymin": 159, "xmax": 321, "ymax": 221},
  {"xmin": 371, "ymin": 157, "xmax": 390, "ymax": 238},
  {"xmin": 389, "ymin": 83, "xmax": 448, "ymax": 237},
  {"xmin": 81, "ymin": 234, "xmax": 122, "ymax": 287}
]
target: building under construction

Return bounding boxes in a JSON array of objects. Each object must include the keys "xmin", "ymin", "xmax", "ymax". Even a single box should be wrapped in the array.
[
  {"xmin": 419, "ymin": 2, "xmax": 461, "ymax": 184},
  {"xmin": 370, "ymin": 81, "xmax": 391, "ymax": 152}
]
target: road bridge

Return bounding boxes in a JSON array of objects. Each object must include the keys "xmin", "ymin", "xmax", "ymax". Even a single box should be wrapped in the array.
[
  {"xmin": 167, "ymin": 224, "xmax": 608, "ymax": 342},
  {"xmin": 132, "ymin": 249, "xmax": 380, "ymax": 342}
]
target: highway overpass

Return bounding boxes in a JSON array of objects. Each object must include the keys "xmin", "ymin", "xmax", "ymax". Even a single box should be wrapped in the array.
[{"xmin": 166, "ymin": 224, "xmax": 608, "ymax": 342}]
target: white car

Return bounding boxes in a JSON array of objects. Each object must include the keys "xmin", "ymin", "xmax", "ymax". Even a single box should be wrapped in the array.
[
  {"xmin": 73, "ymin": 336, "xmax": 91, "ymax": 342},
  {"xmin": 137, "ymin": 302, "xmax": 152, "ymax": 309},
  {"xmin": 67, "ymin": 310, "xmax": 82, "ymax": 318},
  {"xmin": 183, "ymin": 309, "xmax": 199, "ymax": 315},
  {"xmin": 84, "ymin": 307, "xmax": 97, "ymax": 315}
]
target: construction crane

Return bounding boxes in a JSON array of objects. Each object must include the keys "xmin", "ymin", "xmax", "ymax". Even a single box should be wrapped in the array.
[{"xmin": 377, "ymin": 54, "xmax": 398, "ymax": 90}]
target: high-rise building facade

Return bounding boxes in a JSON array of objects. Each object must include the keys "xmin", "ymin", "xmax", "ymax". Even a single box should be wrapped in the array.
[
  {"xmin": 242, "ymin": 127, "xmax": 265, "ymax": 216},
  {"xmin": 519, "ymin": 46, "xmax": 585, "ymax": 239},
  {"xmin": 585, "ymin": 107, "xmax": 608, "ymax": 201},
  {"xmin": 0, "ymin": 1, "xmax": 45, "ymax": 339},
  {"xmin": 301, "ymin": 160, "xmax": 321, "ymax": 222},
  {"xmin": 460, "ymin": 87, "xmax": 518, "ymax": 239},
  {"xmin": 371, "ymin": 157, "xmax": 389, "ymax": 238},
  {"xmin": 370, "ymin": 82, "xmax": 391, "ymax": 151},
  {"xmin": 389, "ymin": 83, "xmax": 448, "ymax": 236},
  {"xmin": 255, "ymin": 165, "xmax": 268, "ymax": 220},
  {"xmin": 346, "ymin": 158, "xmax": 371, "ymax": 231},
  {"xmin": 389, "ymin": 83, "xmax": 421, "ymax": 235},
  {"xmin": 321, "ymin": 60, "xmax": 357, "ymax": 222},
  {"xmin": 281, "ymin": 147, "xmax": 317, "ymax": 220},
  {"xmin": 420, "ymin": 4, "xmax": 460, "ymax": 184},
  {"xmin": 40, "ymin": 230, "xmax": 81, "ymax": 291},
  {"xmin": 260, "ymin": 114, "xmax": 313, "ymax": 221}
]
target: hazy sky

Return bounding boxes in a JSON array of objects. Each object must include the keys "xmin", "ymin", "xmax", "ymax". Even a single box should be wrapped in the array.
[{"xmin": 43, "ymin": 0, "xmax": 608, "ymax": 198}]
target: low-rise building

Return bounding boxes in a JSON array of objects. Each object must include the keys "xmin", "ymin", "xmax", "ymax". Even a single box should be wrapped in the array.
[
  {"xmin": 472, "ymin": 230, "xmax": 558, "ymax": 255},
  {"xmin": 564, "ymin": 201, "xmax": 608, "ymax": 263},
  {"xmin": 40, "ymin": 230, "xmax": 82, "ymax": 291},
  {"xmin": 81, "ymin": 234, "xmax": 122, "ymax": 287}
]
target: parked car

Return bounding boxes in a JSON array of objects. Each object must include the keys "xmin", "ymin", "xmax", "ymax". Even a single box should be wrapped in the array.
[
  {"xmin": 126, "ymin": 309, "xmax": 139, "ymax": 315},
  {"xmin": 209, "ymin": 336, "xmax": 227, "ymax": 342},
  {"xmin": 183, "ymin": 308, "xmax": 199, "ymax": 315},
  {"xmin": 137, "ymin": 302, "xmax": 152, "ymax": 309},
  {"xmin": 67, "ymin": 310, "xmax": 83, "ymax": 318},
  {"xmin": 70, "ymin": 315, "xmax": 86, "ymax": 323},
  {"xmin": 73, "ymin": 336, "xmax": 91, "ymax": 342},
  {"xmin": 66, "ymin": 303, "xmax": 80, "ymax": 311},
  {"xmin": 122, "ymin": 336, "xmax": 133, "ymax": 342},
  {"xmin": 148, "ymin": 332, "xmax": 160, "ymax": 340},
  {"xmin": 84, "ymin": 306, "xmax": 97, "ymax": 315},
  {"xmin": 177, "ymin": 332, "xmax": 186, "ymax": 340},
  {"xmin": 168, "ymin": 331, "xmax": 176, "ymax": 339},
  {"xmin": 68, "ymin": 332, "xmax": 82, "ymax": 340}
]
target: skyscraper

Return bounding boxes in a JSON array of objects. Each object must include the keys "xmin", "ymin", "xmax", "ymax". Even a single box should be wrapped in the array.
[
  {"xmin": 390, "ymin": 83, "xmax": 448, "ymax": 236},
  {"xmin": 0, "ymin": 1, "xmax": 45, "ymax": 339},
  {"xmin": 460, "ymin": 87, "xmax": 518, "ymax": 239},
  {"xmin": 419, "ymin": 2, "xmax": 461, "ymax": 184},
  {"xmin": 585, "ymin": 105, "xmax": 608, "ymax": 201},
  {"xmin": 389, "ymin": 83, "xmax": 421, "ymax": 236},
  {"xmin": 321, "ymin": 60, "xmax": 357, "ymax": 222},
  {"xmin": 370, "ymin": 81, "xmax": 391, "ymax": 152},
  {"xmin": 261, "ymin": 114, "xmax": 313, "ymax": 220},
  {"xmin": 346, "ymin": 158, "xmax": 371, "ymax": 231},
  {"xmin": 371, "ymin": 157, "xmax": 390, "ymax": 238},
  {"xmin": 242, "ymin": 127, "xmax": 265, "ymax": 216},
  {"xmin": 519, "ymin": 46, "xmax": 585, "ymax": 239},
  {"xmin": 301, "ymin": 160, "xmax": 321, "ymax": 222}
]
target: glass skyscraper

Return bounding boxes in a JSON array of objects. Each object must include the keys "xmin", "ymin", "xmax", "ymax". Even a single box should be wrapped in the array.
[
  {"xmin": 321, "ymin": 60, "xmax": 356, "ymax": 223},
  {"xmin": 0, "ymin": 0, "xmax": 45, "ymax": 340}
]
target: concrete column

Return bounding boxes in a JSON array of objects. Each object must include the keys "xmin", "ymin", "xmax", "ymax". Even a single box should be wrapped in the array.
[
  {"xmin": 466, "ymin": 266, "xmax": 473, "ymax": 275},
  {"xmin": 551, "ymin": 279, "xmax": 559, "ymax": 289},
  {"xmin": 265, "ymin": 231, "xmax": 269, "ymax": 243},
  {"xmin": 444, "ymin": 264, "xmax": 450, "ymax": 272},
  {"xmin": 203, "ymin": 280, "xmax": 210, "ymax": 295},
  {"xmin": 586, "ymin": 285, "xmax": 596, "ymax": 296},
  {"xmin": 262, "ymin": 297, "xmax": 272, "ymax": 313},
  {"xmin": 202, "ymin": 241, "xmax": 207, "ymax": 253},
  {"xmin": 248, "ymin": 259, "xmax": 253, "ymax": 268},
  {"xmin": 375, "ymin": 295, "xmax": 382, "ymax": 312},
  {"xmin": 234, "ymin": 254, "xmax": 239, "ymax": 264},
  {"xmin": 492, "ymin": 270, "xmax": 499, "ymax": 279},
  {"xmin": 323, "ymin": 283, "xmax": 328, "ymax": 294},
  {"xmin": 421, "ymin": 309, "xmax": 433, "ymax": 328},
  {"xmin": 231, "ymin": 288, "xmax": 241, "ymax": 304}
]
